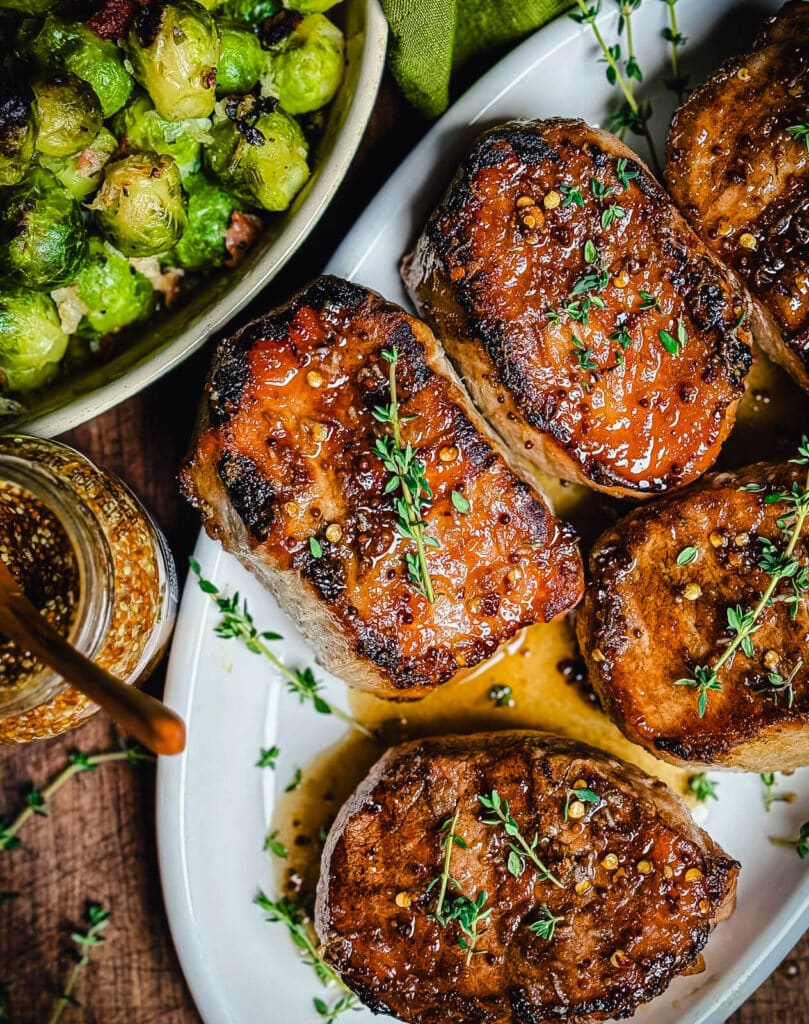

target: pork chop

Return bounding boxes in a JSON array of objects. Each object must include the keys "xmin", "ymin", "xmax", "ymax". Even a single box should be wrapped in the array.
[
  {"xmin": 667, "ymin": 1, "xmax": 809, "ymax": 393},
  {"xmin": 180, "ymin": 276, "xmax": 583, "ymax": 700},
  {"xmin": 316, "ymin": 730, "xmax": 739, "ymax": 1024},
  {"xmin": 577, "ymin": 457, "xmax": 809, "ymax": 770},
  {"xmin": 402, "ymin": 118, "xmax": 752, "ymax": 499}
]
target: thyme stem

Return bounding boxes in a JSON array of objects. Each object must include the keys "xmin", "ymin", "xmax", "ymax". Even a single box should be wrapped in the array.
[
  {"xmin": 434, "ymin": 807, "xmax": 460, "ymax": 921},
  {"xmin": 713, "ymin": 469, "xmax": 809, "ymax": 677},
  {"xmin": 0, "ymin": 750, "xmax": 151, "ymax": 852},
  {"xmin": 47, "ymin": 904, "xmax": 110, "ymax": 1024}
]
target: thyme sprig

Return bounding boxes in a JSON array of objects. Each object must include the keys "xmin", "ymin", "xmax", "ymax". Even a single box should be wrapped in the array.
[
  {"xmin": 662, "ymin": 0, "xmax": 689, "ymax": 99},
  {"xmin": 770, "ymin": 822, "xmax": 809, "ymax": 859},
  {"xmin": 570, "ymin": 1, "xmax": 662, "ymax": 176},
  {"xmin": 675, "ymin": 439, "xmax": 809, "ymax": 717},
  {"xmin": 528, "ymin": 905, "xmax": 564, "ymax": 941},
  {"xmin": 757, "ymin": 658, "xmax": 802, "ymax": 709},
  {"xmin": 478, "ymin": 790, "xmax": 563, "ymax": 888},
  {"xmin": 372, "ymin": 346, "xmax": 438, "ymax": 603},
  {"xmin": 688, "ymin": 773, "xmax": 718, "ymax": 803},
  {"xmin": 760, "ymin": 772, "xmax": 796, "ymax": 812},
  {"xmin": 787, "ymin": 124, "xmax": 809, "ymax": 152},
  {"xmin": 0, "ymin": 747, "xmax": 152, "ymax": 852},
  {"xmin": 563, "ymin": 786, "xmax": 601, "ymax": 821},
  {"xmin": 191, "ymin": 559, "xmax": 374, "ymax": 739},
  {"xmin": 256, "ymin": 892, "xmax": 360, "ymax": 1022},
  {"xmin": 47, "ymin": 903, "xmax": 111, "ymax": 1024},
  {"xmin": 425, "ymin": 810, "xmax": 491, "ymax": 964}
]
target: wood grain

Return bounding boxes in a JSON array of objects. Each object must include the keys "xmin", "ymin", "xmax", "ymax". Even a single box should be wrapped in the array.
[{"xmin": 0, "ymin": 76, "xmax": 807, "ymax": 1024}]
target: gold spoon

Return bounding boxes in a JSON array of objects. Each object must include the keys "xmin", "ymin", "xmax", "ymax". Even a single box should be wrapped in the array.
[{"xmin": 0, "ymin": 557, "xmax": 186, "ymax": 756}]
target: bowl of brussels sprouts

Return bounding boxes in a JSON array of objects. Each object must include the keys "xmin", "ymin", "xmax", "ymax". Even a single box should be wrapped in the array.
[{"xmin": 0, "ymin": 0, "xmax": 387, "ymax": 434}]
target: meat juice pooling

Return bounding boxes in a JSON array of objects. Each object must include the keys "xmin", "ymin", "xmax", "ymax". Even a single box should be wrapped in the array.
[{"xmin": 0, "ymin": 434, "xmax": 177, "ymax": 743}]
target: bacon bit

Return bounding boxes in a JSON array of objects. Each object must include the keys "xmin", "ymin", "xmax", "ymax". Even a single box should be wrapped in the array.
[
  {"xmin": 224, "ymin": 211, "xmax": 263, "ymax": 268},
  {"xmin": 85, "ymin": 0, "xmax": 147, "ymax": 41},
  {"xmin": 75, "ymin": 146, "xmax": 107, "ymax": 178}
]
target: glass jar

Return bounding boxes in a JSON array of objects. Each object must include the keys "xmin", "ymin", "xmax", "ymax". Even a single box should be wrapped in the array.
[{"xmin": 0, "ymin": 434, "xmax": 177, "ymax": 743}]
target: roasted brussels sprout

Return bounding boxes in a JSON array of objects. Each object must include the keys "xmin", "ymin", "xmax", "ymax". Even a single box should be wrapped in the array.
[
  {"xmin": 217, "ymin": 24, "xmax": 263, "ymax": 95},
  {"xmin": 0, "ymin": 289, "xmax": 68, "ymax": 392},
  {"xmin": 92, "ymin": 153, "xmax": 187, "ymax": 258},
  {"xmin": 262, "ymin": 13, "xmax": 344, "ymax": 115},
  {"xmin": 72, "ymin": 237, "xmax": 155, "ymax": 337},
  {"xmin": 205, "ymin": 100, "xmax": 309, "ymax": 211},
  {"xmin": 39, "ymin": 128, "xmax": 117, "ymax": 200},
  {"xmin": 33, "ymin": 73, "xmax": 103, "ymax": 157},
  {"xmin": 170, "ymin": 172, "xmax": 234, "ymax": 270},
  {"xmin": 219, "ymin": 0, "xmax": 278, "ymax": 22},
  {"xmin": 27, "ymin": 16, "xmax": 134, "ymax": 118},
  {"xmin": 126, "ymin": 1, "xmax": 219, "ymax": 122},
  {"xmin": 282, "ymin": 0, "xmax": 340, "ymax": 12},
  {"xmin": 0, "ymin": 168, "xmax": 87, "ymax": 288},
  {"xmin": 114, "ymin": 92, "xmax": 211, "ymax": 179},
  {"xmin": 0, "ymin": 85, "xmax": 36, "ymax": 186}
]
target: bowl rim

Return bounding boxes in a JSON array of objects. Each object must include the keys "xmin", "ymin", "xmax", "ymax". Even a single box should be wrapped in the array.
[{"xmin": 22, "ymin": 0, "xmax": 388, "ymax": 439}]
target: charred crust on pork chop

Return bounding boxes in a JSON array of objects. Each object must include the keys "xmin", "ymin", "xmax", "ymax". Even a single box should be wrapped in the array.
[
  {"xmin": 316, "ymin": 731, "xmax": 739, "ymax": 1024},
  {"xmin": 404, "ymin": 118, "xmax": 752, "ymax": 498},
  {"xmin": 181, "ymin": 276, "xmax": 583, "ymax": 699},
  {"xmin": 577, "ymin": 461, "xmax": 809, "ymax": 771}
]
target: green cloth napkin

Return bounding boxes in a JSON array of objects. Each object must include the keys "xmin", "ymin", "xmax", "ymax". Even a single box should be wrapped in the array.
[{"xmin": 381, "ymin": 0, "xmax": 574, "ymax": 118}]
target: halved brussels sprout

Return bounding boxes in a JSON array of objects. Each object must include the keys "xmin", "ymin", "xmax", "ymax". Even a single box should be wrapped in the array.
[
  {"xmin": 0, "ymin": 85, "xmax": 36, "ymax": 186},
  {"xmin": 217, "ymin": 24, "xmax": 263, "ymax": 95},
  {"xmin": 0, "ymin": 288, "xmax": 68, "ymax": 392},
  {"xmin": 261, "ymin": 13, "xmax": 344, "ymax": 115},
  {"xmin": 205, "ymin": 99, "xmax": 309, "ymax": 211},
  {"xmin": 170, "ymin": 172, "xmax": 235, "ymax": 270},
  {"xmin": 39, "ymin": 128, "xmax": 117, "ymax": 200},
  {"xmin": 126, "ymin": 1, "xmax": 219, "ymax": 122},
  {"xmin": 72, "ymin": 237, "xmax": 155, "ymax": 337},
  {"xmin": 92, "ymin": 152, "xmax": 187, "ymax": 258},
  {"xmin": 113, "ymin": 92, "xmax": 210, "ymax": 179},
  {"xmin": 33, "ymin": 73, "xmax": 103, "ymax": 157},
  {"xmin": 27, "ymin": 16, "xmax": 134, "ymax": 118},
  {"xmin": 0, "ymin": 167, "xmax": 87, "ymax": 289}
]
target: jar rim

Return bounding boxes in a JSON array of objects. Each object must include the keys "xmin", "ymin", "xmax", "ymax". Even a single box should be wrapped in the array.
[{"xmin": 0, "ymin": 447, "xmax": 114, "ymax": 715}]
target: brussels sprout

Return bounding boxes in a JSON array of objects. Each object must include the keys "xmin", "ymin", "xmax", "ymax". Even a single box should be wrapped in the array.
[
  {"xmin": 0, "ymin": 168, "xmax": 87, "ymax": 289},
  {"xmin": 126, "ymin": 1, "xmax": 219, "ymax": 122},
  {"xmin": 261, "ymin": 13, "xmax": 344, "ymax": 115},
  {"xmin": 205, "ymin": 99, "xmax": 309, "ymax": 211},
  {"xmin": 0, "ymin": 289, "xmax": 68, "ymax": 392},
  {"xmin": 71, "ymin": 237, "xmax": 155, "ymax": 337},
  {"xmin": 113, "ymin": 92, "xmax": 210, "ymax": 179},
  {"xmin": 169, "ymin": 172, "xmax": 235, "ymax": 270},
  {"xmin": 39, "ymin": 128, "xmax": 117, "ymax": 200},
  {"xmin": 217, "ymin": 24, "xmax": 263, "ymax": 95},
  {"xmin": 219, "ymin": 0, "xmax": 278, "ymax": 22},
  {"xmin": 92, "ymin": 152, "xmax": 187, "ymax": 258},
  {"xmin": 32, "ymin": 73, "xmax": 103, "ymax": 158},
  {"xmin": 27, "ymin": 16, "xmax": 133, "ymax": 118},
  {"xmin": 0, "ymin": 85, "xmax": 36, "ymax": 186},
  {"xmin": 282, "ymin": 0, "xmax": 340, "ymax": 12}
]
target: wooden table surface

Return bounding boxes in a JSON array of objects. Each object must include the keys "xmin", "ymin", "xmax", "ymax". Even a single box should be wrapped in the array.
[{"xmin": 0, "ymin": 73, "xmax": 807, "ymax": 1024}]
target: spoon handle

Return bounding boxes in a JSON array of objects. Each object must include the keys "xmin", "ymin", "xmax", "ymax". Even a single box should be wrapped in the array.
[{"xmin": 0, "ymin": 591, "xmax": 185, "ymax": 756}]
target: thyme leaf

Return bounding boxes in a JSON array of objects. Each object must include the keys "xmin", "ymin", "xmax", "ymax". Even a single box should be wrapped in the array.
[
  {"xmin": 528, "ymin": 905, "xmax": 564, "ymax": 941},
  {"xmin": 478, "ymin": 790, "xmax": 563, "ymax": 888},
  {"xmin": 47, "ymin": 903, "xmax": 111, "ymax": 1024},
  {"xmin": 190, "ymin": 559, "xmax": 375, "ymax": 739},
  {"xmin": 688, "ymin": 773, "xmax": 718, "ymax": 803}
]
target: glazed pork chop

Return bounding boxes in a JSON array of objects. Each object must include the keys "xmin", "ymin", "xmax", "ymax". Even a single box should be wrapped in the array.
[
  {"xmin": 577, "ymin": 458, "xmax": 809, "ymax": 771},
  {"xmin": 316, "ymin": 731, "xmax": 739, "ymax": 1024},
  {"xmin": 403, "ymin": 118, "xmax": 753, "ymax": 499},
  {"xmin": 181, "ymin": 276, "xmax": 583, "ymax": 700},
  {"xmin": 667, "ymin": 1, "xmax": 809, "ymax": 393}
]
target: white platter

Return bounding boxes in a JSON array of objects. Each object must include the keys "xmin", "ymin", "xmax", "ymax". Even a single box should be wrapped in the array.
[{"xmin": 158, "ymin": 3, "xmax": 809, "ymax": 1023}]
